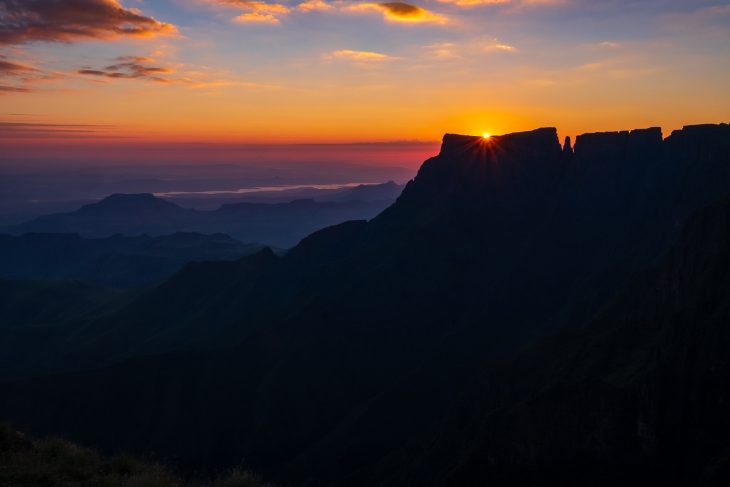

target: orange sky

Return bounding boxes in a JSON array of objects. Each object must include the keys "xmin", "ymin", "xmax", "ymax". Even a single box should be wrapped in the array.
[{"xmin": 1, "ymin": 0, "xmax": 729, "ymax": 146}]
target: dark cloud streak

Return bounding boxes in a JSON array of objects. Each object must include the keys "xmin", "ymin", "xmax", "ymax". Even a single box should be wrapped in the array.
[
  {"xmin": 0, "ymin": 121, "xmax": 116, "ymax": 134},
  {"xmin": 0, "ymin": 84, "xmax": 30, "ymax": 92},
  {"xmin": 78, "ymin": 55, "xmax": 174, "ymax": 83},
  {"xmin": 0, "ymin": 58, "xmax": 38, "ymax": 74}
]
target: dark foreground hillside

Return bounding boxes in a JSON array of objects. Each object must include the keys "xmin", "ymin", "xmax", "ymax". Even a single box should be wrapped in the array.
[
  {"xmin": 1, "ymin": 124, "xmax": 729, "ymax": 486},
  {"xmin": 0, "ymin": 232, "xmax": 265, "ymax": 288},
  {"xmin": 371, "ymin": 195, "xmax": 730, "ymax": 487},
  {"xmin": 0, "ymin": 424, "xmax": 270, "ymax": 487}
]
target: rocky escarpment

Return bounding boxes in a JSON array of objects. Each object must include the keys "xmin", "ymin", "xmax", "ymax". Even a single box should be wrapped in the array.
[
  {"xmin": 0, "ymin": 123, "xmax": 729, "ymax": 487},
  {"xmin": 405, "ymin": 195, "xmax": 730, "ymax": 487}
]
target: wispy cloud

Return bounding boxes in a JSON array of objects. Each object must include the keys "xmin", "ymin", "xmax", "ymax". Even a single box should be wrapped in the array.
[
  {"xmin": 598, "ymin": 41, "xmax": 621, "ymax": 49},
  {"xmin": 434, "ymin": 0, "xmax": 564, "ymax": 8},
  {"xmin": 297, "ymin": 0, "xmax": 334, "ymax": 12},
  {"xmin": 435, "ymin": 0, "xmax": 510, "ymax": 6},
  {"xmin": 0, "ymin": 84, "xmax": 30, "ymax": 93},
  {"xmin": 0, "ymin": 53, "xmax": 64, "ymax": 94},
  {"xmin": 204, "ymin": 0, "xmax": 290, "ymax": 24},
  {"xmin": 0, "ymin": 121, "xmax": 114, "ymax": 133},
  {"xmin": 0, "ymin": 58, "xmax": 38, "ymax": 75},
  {"xmin": 484, "ymin": 39, "xmax": 517, "ymax": 53},
  {"xmin": 328, "ymin": 49, "xmax": 394, "ymax": 61},
  {"xmin": 0, "ymin": 120, "xmax": 126, "ymax": 139},
  {"xmin": 420, "ymin": 37, "xmax": 517, "ymax": 63},
  {"xmin": 75, "ymin": 53, "xmax": 278, "ymax": 91},
  {"xmin": 424, "ymin": 42, "xmax": 458, "ymax": 59},
  {"xmin": 234, "ymin": 11, "xmax": 282, "ymax": 23},
  {"xmin": 78, "ymin": 55, "xmax": 174, "ymax": 83}
]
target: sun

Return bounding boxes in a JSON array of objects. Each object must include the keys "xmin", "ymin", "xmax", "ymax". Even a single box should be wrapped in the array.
[{"xmin": 482, "ymin": 132, "xmax": 491, "ymax": 139}]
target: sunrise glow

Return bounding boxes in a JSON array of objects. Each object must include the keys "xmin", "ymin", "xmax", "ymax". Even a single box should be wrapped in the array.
[{"xmin": 0, "ymin": 1, "xmax": 728, "ymax": 148}]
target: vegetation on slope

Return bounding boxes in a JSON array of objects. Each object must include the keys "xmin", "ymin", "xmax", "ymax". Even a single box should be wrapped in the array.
[{"xmin": 0, "ymin": 424, "xmax": 272, "ymax": 487}]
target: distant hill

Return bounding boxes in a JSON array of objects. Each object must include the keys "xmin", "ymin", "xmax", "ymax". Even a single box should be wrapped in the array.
[
  {"xmin": 332, "ymin": 181, "xmax": 403, "ymax": 202},
  {"xmin": 7, "ymin": 185, "xmax": 401, "ymax": 248},
  {"xmin": 167, "ymin": 180, "xmax": 405, "ymax": 208},
  {"xmin": 1, "ymin": 124, "xmax": 729, "ymax": 486},
  {"xmin": 0, "ymin": 232, "xmax": 265, "ymax": 288}
]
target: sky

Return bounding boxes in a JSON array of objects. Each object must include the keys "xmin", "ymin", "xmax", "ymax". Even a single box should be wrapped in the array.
[{"xmin": 0, "ymin": 0, "xmax": 729, "ymax": 147}]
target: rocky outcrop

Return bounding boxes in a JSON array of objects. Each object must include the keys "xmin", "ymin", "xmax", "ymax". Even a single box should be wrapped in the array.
[{"xmin": 1, "ymin": 123, "xmax": 729, "ymax": 487}]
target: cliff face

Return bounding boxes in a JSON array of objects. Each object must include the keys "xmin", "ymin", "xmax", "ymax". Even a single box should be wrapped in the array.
[
  {"xmin": 393, "ymin": 128, "xmax": 564, "ymax": 209},
  {"xmin": 410, "ymin": 196, "xmax": 730, "ymax": 487},
  {"xmin": 0, "ymin": 123, "xmax": 729, "ymax": 487}
]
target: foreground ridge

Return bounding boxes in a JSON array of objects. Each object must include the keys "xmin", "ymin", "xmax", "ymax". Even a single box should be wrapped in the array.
[{"xmin": 0, "ymin": 122, "xmax": 729, "ymax": 487}]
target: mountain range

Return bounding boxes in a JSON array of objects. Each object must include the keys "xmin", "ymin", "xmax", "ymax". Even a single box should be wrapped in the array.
[
  {"xmin": 5, "ymin": 182, "xmax": 403, "ymax": 248},
  {"xmin": 1, "ymin": 123, "xmax": 729, "ymax": 486}
]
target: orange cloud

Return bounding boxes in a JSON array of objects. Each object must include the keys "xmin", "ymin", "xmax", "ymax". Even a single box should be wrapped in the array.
[
  {"xmin": 234, "ymin": 12, "xmax": 282, "ymax": 23},
  {"xmin": 0, "ymin": 0, "xmax": 176, "ymax": 45},
  {"xmin": 234, "ymin": 1, "xmax": 290, "ymax": 14},
  {"xmin": 207, "ymin": 0, "xmax": 290, "ymax": 23},
  {"xmin": 436, "ymin": 0, "xmax": 510, "ymax": 5},
  {"xmin": 484, "ymin": 40, "xmax": 517, "ymax": 52},
  {"xmin": 347, "ymin": 2, "xmax": 447, "ymax": 24},
  {"xmin": 297, "ymin": 0, "xmax": 334, "ymax": 12},
  {"xmin": 435, "ymin": 0, "xmax": 566, "ymax": 8},
  {"xmin": 329, "ymin": 49, "xmax": 393, "ymax": 61}
]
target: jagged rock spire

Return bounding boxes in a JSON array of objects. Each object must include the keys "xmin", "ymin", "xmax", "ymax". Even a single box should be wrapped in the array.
[{"xmin": 562, "ymin": 135, "xmax": 573, "ymax": 155}]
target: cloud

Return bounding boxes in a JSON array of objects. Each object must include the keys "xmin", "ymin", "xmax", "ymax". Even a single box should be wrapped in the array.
[
  {"xmin": 434, "ymin": 0, "xmax": 564, "ymax": 7},
  {"xmin": 297, "ymin": 0, "xmax": 334, "ymax": 12},
  {"xmin": 0, "ymin": 54, "xmax": 62, "ymax": 94},
  {"xmin": 228, "ymin": 1, "xmax": 290, "ymax": 14},
  {"xmin": 598, "ymin": 41, "xmax": 620, "ymax": 49},
  {"xmin": 0, "ymin": 58, "xmax": 38, "ymax": 75},
  {"xmin": 77, "ymin": 55, "xmax": 174, "ymax": 83},
  {"xmin": 0, "ymin": 0, "xmax": 176, "ymax": 45},
  {"xmin": 328, "ymin": 49, "xmax": 393, "ymax": 61},
  {"xmin": 424, "ymin": 42, "xmax": 458, "ymax": 59},
  {"xmin": 0, "ymin": 84, "xmax": 30, "ymax": 93},
  {"xmin": 208, "ymin": 0, "xmax": 447, "ymax": 25},
  {"xmin": 347, "ymin": 2, "xmax": 447, "ymax": 24},
  {"xmin": 0, "ymin": 121, "xmax": 114, "ymax": 134},
  {"xmin": 436, "ymin": 0, "xmax": 510, "ymax": 6},
  {"xmin": 484, "ymin": 39, "xmax": 516, "ymax": 52},
  {"xmin": 205, "ymin": 0, "xmax": 290, "ymax": 23},
  {"xmin": 74, "ymin": 54, "xmax": 268, "ymax": 91},
  {"xmin": 234, "ymin": 11, "xmax": 281, "ymax": 23}
]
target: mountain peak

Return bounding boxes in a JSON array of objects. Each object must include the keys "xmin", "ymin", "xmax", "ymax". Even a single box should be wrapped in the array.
[
  {"xmin": 392, "ymin": 127, "xmax": 563, "ymax": 207},
  {"xmin": 439, "ymin": 127, "xmax": 559, "ymax": 158},
  {"xmin": 85, "ymin": 193, "xmax": 183, "ymax": 213}
]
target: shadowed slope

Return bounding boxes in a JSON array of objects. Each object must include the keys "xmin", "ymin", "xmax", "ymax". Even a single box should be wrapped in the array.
[{"xmin": 0, "ymin": 124, "xmax": 729, "ymax": 486}]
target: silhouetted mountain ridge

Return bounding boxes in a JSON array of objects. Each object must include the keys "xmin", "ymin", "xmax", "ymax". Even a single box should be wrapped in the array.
[
  {"xmin": 80, "ymin": 193, "xmax": 185, "ymax": 213},
  {"xmin": 0, "ymin": 123, "xmax": 729, "ymax": 487},
  {"xmin": 9, "ymin": 185, "xmax": 400, "ymax": 247}
]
